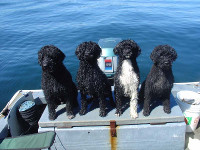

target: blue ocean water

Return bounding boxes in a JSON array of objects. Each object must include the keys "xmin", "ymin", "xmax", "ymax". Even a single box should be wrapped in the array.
[{"xmin": 0, "ymin": 0, "xmax": 200, "ymax": 110}]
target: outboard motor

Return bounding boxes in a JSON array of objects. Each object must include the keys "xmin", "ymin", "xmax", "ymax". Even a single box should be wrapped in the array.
[{"xmin": 98, "ymin": 38, "xmax": 121, "ymax": 85}]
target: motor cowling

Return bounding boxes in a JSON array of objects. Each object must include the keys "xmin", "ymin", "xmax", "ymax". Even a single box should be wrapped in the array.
[{"xmin": 98, "ymin": 38, "xmax": 121, "ymax": 85}]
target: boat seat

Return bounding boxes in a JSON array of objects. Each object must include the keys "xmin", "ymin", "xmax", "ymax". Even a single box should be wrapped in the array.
[{"xmin": 0, "ymin": 131, "xmax": 56, "ymax": 150}]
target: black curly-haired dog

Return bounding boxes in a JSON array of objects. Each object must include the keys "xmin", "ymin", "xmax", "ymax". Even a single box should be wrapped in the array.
[
  {"xmin": 139, "ymin": 45, "xmax": 177, "ymax": 116},
  {"xmin": 38, "ymin": 45, "xmax": 78, "ymax": 120},
  {"xmin": 113, "ymin": 40, "xmax": 141, "ymax": 119},
  {"xmin": 75, "ymin": 41, "xmax": 115, "ymax": 117}
]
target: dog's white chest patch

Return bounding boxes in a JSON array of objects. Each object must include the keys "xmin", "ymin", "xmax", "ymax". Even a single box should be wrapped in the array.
[{"xmin": 119, "ymin": 60, "xmax": 139, "ymax": 98}]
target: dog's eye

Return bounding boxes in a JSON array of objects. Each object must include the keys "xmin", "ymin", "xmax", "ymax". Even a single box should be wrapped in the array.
[{"xmin": 47, "ymin": 56, "xmax": 53, "ymax": 61}]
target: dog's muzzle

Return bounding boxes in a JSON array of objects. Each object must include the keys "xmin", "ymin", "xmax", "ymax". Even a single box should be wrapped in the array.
[
  {"xmin": 125, "ymin": 55, "xmax": 131, "ymax": 59},
  {"xmin": 124, "ymin": 49, "xmax": 133, "ymax": 59},
  {"xmin": 164, "ymin": 61, "xmax": 172, "ymax": 66}
]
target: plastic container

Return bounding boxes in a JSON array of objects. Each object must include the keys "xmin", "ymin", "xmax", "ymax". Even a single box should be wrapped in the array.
[
  {"xmin": 176, "ymin": 91, "xmax": 200, "ymax": 132},
  {"xmin": 18, "ymin": 100, "xmax": 38, "ymax": 126}
]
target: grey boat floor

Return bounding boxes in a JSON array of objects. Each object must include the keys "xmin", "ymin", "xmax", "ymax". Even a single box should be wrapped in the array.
[{"xmin": 38, "ymin": 83, "xmax": 200, "ymax": 128}]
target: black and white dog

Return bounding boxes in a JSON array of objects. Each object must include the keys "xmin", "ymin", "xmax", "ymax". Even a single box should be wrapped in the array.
[
  {"xmin": 139, "ymin": 45, "xmax": 177, "ymax": 116},
  {"xmin": 113, "ymin": 40, "xmax": 141, "ymax": 118}
]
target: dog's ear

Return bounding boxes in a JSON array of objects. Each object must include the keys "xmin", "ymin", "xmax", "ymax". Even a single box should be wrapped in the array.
[
  {"xmin": 113, "ymin": 42, "xmax": 122, "ymax": 56},
  {"xmin": 150, "ymin": 47, "xmax": 159, "ymax": 64},
  {"xmin": 90, "ymin": 41, "xmax": 101, "ymax": 59},
  {"xmin": 113, "ymin": 46, "xmax": 119, "ymax": 55},
  {"xmin": 75, "ymin": 42, "xmax": 85, "ymax": 60},
  {"xmin": 135, "ymin": 43, "xmax": 141, "ymax": 58},
  {"xmin": 57, "ymin": 48, "xmax": 65, "ymax": 62},
  {"xmin": 172, "ymin": 51, "xmax": 177, "ymax": 61},
  {"xmin": 137, "ymin": 47, "xmax": 141, "ymax": 57},
  {"xmin": 38, "ymin": 49, "xmax": 43, "ymax": 66},
  {"xmin": 169, "ymin": 46, "xmax": 177, "ymax": 62}
]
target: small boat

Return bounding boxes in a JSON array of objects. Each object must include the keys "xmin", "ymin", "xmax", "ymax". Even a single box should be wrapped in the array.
[
  {"xmin": 0, "ymin": 82, "xmax": 199, "ymax": 149},
  {"xmin": 0, "ymin": 38, "xmax": 199, "ymax": 149}
]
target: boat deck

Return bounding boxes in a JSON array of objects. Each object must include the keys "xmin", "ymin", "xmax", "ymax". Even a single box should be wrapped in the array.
[
  {"xmin": 38, "ymin": 83, "xmax": 198, "ymax": 128},
  {"xmin": 1, "ymin": 82, "xmax": 199, "ymax": 149}
]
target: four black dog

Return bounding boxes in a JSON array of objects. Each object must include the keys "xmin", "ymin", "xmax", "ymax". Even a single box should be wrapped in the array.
[
  {"xmin": 139, "ymin": 45, "xmax": 177, "ymax": 116},
  {"xmin": 75, "ymin": 41, "xmax": 115, "ymax": 117},
  {"xmin": 38, "ymin": 45, "xmax": 78, "ymax": 120},
  {"xmin": 38, "ymin": 42, "xmax": 177, "ymax": 120},
  {"xmin": 113, "ymin": 40, "xmax": 141, "ymax": 118}
]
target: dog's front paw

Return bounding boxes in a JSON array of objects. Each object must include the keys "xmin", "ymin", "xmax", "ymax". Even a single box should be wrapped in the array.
[
  {"xmin": 164, "ymin": 107, "xmax": 171, "ymax": 114},
  {"xmin": 79, "ymin": 109, "xmax": 87, "ymax": 116},
  {"xmin": 143, "ymin": 110, "xmax": 150, "ymax": 117},
  {"xmin": 67, "ymin": 114, "xmax": 75, "ymax": 119},
  {"xmin": 130, "ymin": 112, "xmax": 138, "ymax": 119},
  {"xmin": 115, "ymin": 110, "xmax": 122, "ymax": 117},
  {"xmin": 49, "ymin": 113, "xmax": 56, "ymax": 120},
  {"xmin": 99, "ymin": 110, "xmax": 106, "ymax": 117},
  {"xmin": 67, "ymin": 112, "xmax": 75, "ymax": 119}
]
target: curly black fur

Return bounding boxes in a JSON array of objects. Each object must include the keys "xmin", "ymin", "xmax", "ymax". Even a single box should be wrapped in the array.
[
  {"xmin": 38, "ymin": 45, "xmax": 78, "ymax": 120},
  {"xmin": 113, "ymin": 40, "xmax": 141, "ymax": 118},
  {"xmin": 139, "ymin": 45, "xmax": 177, "ymax": 116},
  {"xmin": 75, "ymin": 41, "xmax": 115, "ymax": 117}
]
